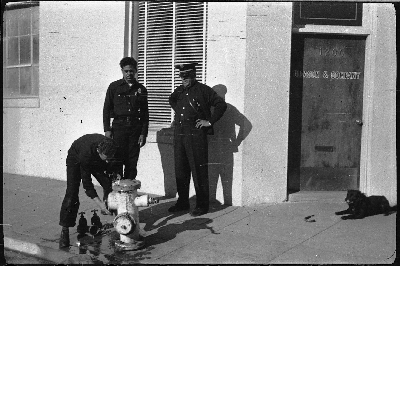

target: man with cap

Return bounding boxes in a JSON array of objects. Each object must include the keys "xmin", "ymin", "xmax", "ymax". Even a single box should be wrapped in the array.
[
  {"xmin": 168, "ymin": 62, "xmax": 227, "ymax": 216},
  {"xmin": 103, "ymin": 57, "xmax": 149, "ymax": 180}
]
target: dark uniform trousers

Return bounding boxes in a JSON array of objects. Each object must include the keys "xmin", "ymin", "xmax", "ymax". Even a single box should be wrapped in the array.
[
  {"xmin": 59, "ymin": 164, "xmax": 112, "ymax": 227},
  {"xmin": 112, "ymin": 118, "xmax": 142, "ymax": 180},
  {"xmin": 174, "ymin": 123, "xmax": 209, "ymax": 209},
  {"xmin": 59, "ymin": 163, "xmax": 81, "ymax": 228}
]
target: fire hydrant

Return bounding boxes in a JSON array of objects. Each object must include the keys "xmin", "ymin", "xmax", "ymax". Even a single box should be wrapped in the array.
[{"xmin": 107, "ymin": 179, "xmax": 159, "ymax": 251}]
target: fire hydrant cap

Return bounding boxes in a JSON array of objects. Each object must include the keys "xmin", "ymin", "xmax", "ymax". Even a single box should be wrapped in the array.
[
  {"xmin": 112, "ymin": 179, "xmax": 141, "ymax": 192},
  {"xmin": 113, "ymin": 212, "xmax": 136, "ymax": 234}
]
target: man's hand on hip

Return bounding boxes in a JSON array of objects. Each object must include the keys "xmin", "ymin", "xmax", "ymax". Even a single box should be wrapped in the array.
[
  {"xmin": 195, "ymin": 119, "xmax": 211, "ymax": 129},
  {"xmin": 105, "ymin": 131, "xmax": 112, "ymax": 138}
]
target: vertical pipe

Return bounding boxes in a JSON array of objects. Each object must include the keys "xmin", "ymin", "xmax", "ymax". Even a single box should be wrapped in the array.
[
  {"xmin": 124, "ymin": 1, "xmax": 130, "ymax": 57},
  {"xmin": 131, "ymin": 1, "xmax": 139, "ymax": 60}
]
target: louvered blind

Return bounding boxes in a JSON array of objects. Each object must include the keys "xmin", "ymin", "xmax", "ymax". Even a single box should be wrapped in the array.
[{"xmin": 137, "ymin": 1, "xmax": 207, "ymax": 126}]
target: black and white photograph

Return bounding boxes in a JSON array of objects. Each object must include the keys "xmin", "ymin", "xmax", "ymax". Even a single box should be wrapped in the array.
[
  {"xmin": 1, "ymin": 1, "xmax": 399, "ymax": 399},
  {"xmin": 2, "ymin": 1, "xmax": 397, "ymax": 265}
]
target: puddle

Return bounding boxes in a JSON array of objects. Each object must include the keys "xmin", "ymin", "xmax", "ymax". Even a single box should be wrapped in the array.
[
  {"xmin": 62, "ymin": 228, "xmax": 153, "ymax": 265},
  {"xmin": 52, "ymin": 206, "xmax": 223, "ymax": 265}
]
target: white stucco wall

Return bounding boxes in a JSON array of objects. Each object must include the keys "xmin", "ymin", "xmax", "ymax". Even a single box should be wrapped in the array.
[
  {"xmin": 205, "ymin": 1, "xmax": 248, "ymax": 206},
  {"xmin": 3, "ymin": 1, "xmax": 125, "ymax": 180},
  {"xmin": 242, "ymin": 2, "xmax": 293, "ymax": 205},
  {"xmin": 366, "ymin": 4, "xmax": 397, "ymax": 205}
]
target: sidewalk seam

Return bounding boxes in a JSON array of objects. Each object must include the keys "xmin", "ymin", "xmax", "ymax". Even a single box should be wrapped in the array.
[{"xmin": 266, "ymin": 219, "xmax": 343, "ymax": 263}]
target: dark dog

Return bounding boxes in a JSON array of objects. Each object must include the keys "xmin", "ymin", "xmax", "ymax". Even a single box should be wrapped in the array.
[{"xmin": 335, "ymin": 189, "xmax": 392, "ymax": 220}]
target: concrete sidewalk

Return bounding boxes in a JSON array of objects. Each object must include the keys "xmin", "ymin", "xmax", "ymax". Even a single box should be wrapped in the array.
[{"xmin": 2, "ymin": 173, "xmax": 397, "ymax": 265}]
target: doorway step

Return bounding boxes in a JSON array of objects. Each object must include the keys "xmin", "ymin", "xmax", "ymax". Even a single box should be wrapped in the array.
[{"xmin": 288, "ymin": 191, "xmax": 346, "ymax": 203}]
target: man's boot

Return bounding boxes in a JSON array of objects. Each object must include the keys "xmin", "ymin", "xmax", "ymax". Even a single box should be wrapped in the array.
[{"xmin": 59, "ymin": 227, "xmax": 70, "ymax": 248}]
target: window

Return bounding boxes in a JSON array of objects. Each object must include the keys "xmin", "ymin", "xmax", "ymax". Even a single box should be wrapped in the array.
[
  {"xmin": 137, "ymin": 1, "xmax": 207, "ymax": 126},
  {"xmin": 3, "ymin": 1, "xmax": 39, "ymax": 98},
  {"xmin": 293, "ymin": 2, "xmax": 363, "ymax": 27}
]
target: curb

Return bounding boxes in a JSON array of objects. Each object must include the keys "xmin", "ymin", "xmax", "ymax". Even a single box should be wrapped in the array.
[{"xmin": 4, "ymin": 236, "xmax": 73, "ymax": 265}]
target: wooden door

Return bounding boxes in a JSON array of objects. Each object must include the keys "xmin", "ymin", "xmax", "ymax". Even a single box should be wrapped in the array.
[{"xmin": 288, "ymin": 35, "xmax": 365, "ymax": 191}]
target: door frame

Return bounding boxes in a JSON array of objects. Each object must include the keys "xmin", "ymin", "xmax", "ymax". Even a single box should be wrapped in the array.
[
  {"xmin": 288, "ymin": 4, "xmax": 379, "ymax": 197},
  {"xmin": 288, "ymin": 33, "xmax": 366, "ymax": 192}
]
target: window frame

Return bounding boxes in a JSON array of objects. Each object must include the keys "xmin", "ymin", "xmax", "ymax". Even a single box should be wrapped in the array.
[
  {"xmin": 293, "ymin": 2, "xmax": 363, "ymax": 27},
  {"xmin": 3, "ymin": 1, "xmax": 40, "ymax": 103}
]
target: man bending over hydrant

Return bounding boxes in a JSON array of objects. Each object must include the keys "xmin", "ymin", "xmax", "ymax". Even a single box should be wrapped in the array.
[{"xmin": 59, "ymin": 133, "xmax": 121, "ymax": 248}]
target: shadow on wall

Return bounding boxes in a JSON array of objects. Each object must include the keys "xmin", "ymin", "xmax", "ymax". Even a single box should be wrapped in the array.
[
  {"xmin": 156, "ymin": 84, "xmax": 252, "ymax": 204},
  {"xmin": 209, "ymin": 84, "xmax": 252, "ymax": 205},
  {"xmin": 156, "ymin": 128, "xmax": 177, "ymax": 199}
]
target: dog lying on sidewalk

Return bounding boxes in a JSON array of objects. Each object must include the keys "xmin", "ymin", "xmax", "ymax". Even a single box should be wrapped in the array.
[{"xmin": 335, "ymin": 189, "xmax": 395, "ymax": 220}]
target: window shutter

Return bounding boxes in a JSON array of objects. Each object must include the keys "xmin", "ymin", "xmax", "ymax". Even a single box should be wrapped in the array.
[
  {"xmin": 174, "ymin": 2, "xmax": 206, "ymax": 85},
  {"xmin": 138, "ymin": 1, "xmax": 173, "ymax": 125},
  {"xmin": 137, "ymin": 1, "xmax": 207, "ymax": 127}
]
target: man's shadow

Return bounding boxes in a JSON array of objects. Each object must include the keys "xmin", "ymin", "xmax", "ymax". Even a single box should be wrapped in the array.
[{"xmin": 208, "ymin": 84, "xmax": 252, "ymax": 205}]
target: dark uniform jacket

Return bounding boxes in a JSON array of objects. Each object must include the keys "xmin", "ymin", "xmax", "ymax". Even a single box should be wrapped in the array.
[
  {"xmin": 169, "ymin": 81, "xmax": 227, "ymax": 135},
  {"xmin": 67, "ymin": 134, "xmax": 119, "ymax": 199},
  {"xmin": 103, "ymin": 78, "xmax": 149, "ymax": 137}
]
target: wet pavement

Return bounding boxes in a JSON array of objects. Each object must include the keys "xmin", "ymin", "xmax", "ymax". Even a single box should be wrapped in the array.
[
  {"xmin": 3, "ymin": 249, "xmax": 54, "ymax": 265},
  {"xmin": 2, "ymin": 172, "xmax": 397, "ymax": 265}
]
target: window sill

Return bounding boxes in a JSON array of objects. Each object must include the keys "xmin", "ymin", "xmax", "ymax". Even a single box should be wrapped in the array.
[
  {"xmin": 292, "ymin": 25, "xmax": 370, "ymax": 35},
  {"xmin": 3, "ymin": 97, "xmax": 40, "ymax": 108}
]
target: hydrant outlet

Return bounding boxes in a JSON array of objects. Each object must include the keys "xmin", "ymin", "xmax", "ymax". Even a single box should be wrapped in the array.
[
  {"xmin": 113, "ymin": 212, "xmax": 136, "ymax": 235},
  {"xmin": 133, "ymin": 194, "xmax": 159, "ymax": 207},
  {"xmin": 134, "ymin": 194, "xmax": 149, "ymax": 207}
]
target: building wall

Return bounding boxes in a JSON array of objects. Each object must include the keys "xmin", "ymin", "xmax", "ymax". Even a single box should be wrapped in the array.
[
  {"xmin": 366, "ymin": 4, "xmax": 397, "ymax": 205},
  {"xmin": 205, "ymin": 1, "xmax": 248, "ymax": 206},
  {"xmin": 242, "ymin": 2, "xmax": 293, "ymax": 205},
  {"xmin": 3, "ymin": 1, "xmax": 126, "ymax": 180}
]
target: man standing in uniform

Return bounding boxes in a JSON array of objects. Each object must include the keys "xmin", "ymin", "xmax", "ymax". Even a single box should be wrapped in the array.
[
  {"xmin": 103, "ymin": 57, "xmax": 149, "ymax": 179},
  {"xmin": 168, "ymin": 62, "xmax": 227, "ymax": 216}
]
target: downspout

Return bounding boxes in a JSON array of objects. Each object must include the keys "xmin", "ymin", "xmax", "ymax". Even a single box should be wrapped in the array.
[
  {"xmin": 131, "ymin": 1, "xmax": 139, "ymax": 59},
  {"xmin": 124, "ymin": 1, "xmax": 131, "ymax": 57}
]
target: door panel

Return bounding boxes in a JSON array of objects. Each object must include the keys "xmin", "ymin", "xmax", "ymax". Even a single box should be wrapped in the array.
[{"xmin": 288, "ymin": 35, "xmax": 365, "ymax": 191}]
